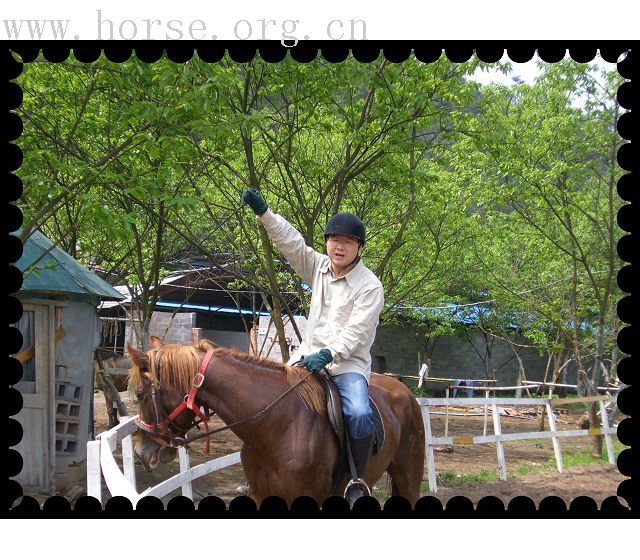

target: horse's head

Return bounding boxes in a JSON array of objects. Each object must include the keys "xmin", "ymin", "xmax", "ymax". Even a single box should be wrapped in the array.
[{"xmin": 127, "ymin": 336, "xmax": 196, "ymax": 471}]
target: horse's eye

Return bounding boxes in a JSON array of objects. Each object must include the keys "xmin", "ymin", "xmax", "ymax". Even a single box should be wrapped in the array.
[{"xmin": 135, "ymin": 390, "xmax": 145, "ymax": 401}]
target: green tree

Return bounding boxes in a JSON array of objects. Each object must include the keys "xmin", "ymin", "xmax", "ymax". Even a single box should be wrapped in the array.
[{"xmin": 456, "ymin": 60, "xmax": 623, "ymax": 454}]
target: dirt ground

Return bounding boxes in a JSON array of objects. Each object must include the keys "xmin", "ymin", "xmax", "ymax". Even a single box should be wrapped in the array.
[{"xmin": 84, "ymin": 391, "xmax": 628, "ymax": 510}]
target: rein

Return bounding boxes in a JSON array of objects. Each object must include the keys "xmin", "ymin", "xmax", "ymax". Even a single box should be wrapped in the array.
[
  {"xmin": 136, "ymin": 352, "xmax": 314, "ymax": 450},
  {"xmin": 181, "ymin": 364, "xmax": 313, "ymax": 446}
]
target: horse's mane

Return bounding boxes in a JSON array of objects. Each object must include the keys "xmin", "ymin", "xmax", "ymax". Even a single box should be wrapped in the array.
[{"xmin": 129, "ymin": 339, "xmax": 326, "ymax": 416}]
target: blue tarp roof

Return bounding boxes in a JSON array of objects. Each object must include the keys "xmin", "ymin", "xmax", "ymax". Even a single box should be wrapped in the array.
[
  {"xmin": 15, "ymin": 230, "xmax": 125, "ymax": 301},
  {"xmin": 392, "ymin": 301, "xmax": 528, "ymax": 329},
  {"xmin": 392, "ymin": 303, "xmax": 484, "ymax": 324}
]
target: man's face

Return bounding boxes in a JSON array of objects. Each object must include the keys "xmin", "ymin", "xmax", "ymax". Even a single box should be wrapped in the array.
[{"xmin": 325, "ymin": 235, "xmax": 361, "ymax": 272}]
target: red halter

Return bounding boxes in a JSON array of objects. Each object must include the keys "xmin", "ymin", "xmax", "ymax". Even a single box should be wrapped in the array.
[{"xmin": 135, "ymin": 348, "xmax": 215, "ymax": 453}]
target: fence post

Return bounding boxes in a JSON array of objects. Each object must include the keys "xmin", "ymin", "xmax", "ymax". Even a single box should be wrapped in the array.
[
  {"xmin": 545, "ymin": 401, "xmax": 563, "ymax": 473},
  {"xmin": 483, "ymin": 388, "xmax": 489, "ymax": 436},
  {"xmin": 491, "ymin": 404, "xmax": 507, "ymax": 481},
  {"xmin": 599, "ymin": 400, "xmax": 616, "ymax": 465},
  {"xmin": 420, "ymin": 403, "xmax": 438, "ymax": 493},
  {"xmin": 444, "ymin": 386, "xmax": 450, "ymax": 438},
  {"xmin": 86, "ymin": 439, "xmax": 102, "ymax": 502},
  {"xmin": 178, "ymin": 446, "xmax": 193, "ymax": 500},
  {"xmin": 121, "ymin": 433, "xmax": 137, "ymax": 489}
]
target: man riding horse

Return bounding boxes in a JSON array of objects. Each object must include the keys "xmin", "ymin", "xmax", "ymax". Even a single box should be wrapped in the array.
[{"xmin": 242, "ymin": 189, "xmax": 384, "ymax": 506}]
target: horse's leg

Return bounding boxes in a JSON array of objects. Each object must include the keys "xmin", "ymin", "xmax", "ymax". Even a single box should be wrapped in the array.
[
  {"xmin": 386, "ymin": 439, "xmax": 424, "ymax": 505},
  {"xmin": 101, "ymin": 370, "xmax": 127, "ymax": 424},
  {"xmin": 240, "ymin": 446, "xmax": 291, "ymax": 506},
  {"xmin": 95, "ymin": 371, "xmax": 117, "ymax": 430},
  {"xmin": 107, "ymin": 394, "xmax": 118, "ymax": 428},
  {"xmin": 242, "ymin": 462, "xmax": 300, "ymax": 506}
]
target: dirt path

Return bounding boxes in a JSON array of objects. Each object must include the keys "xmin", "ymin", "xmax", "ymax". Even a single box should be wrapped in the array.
[{"xmin": 420, "ymin": 464, "xmax": 625, "ymax": 507}]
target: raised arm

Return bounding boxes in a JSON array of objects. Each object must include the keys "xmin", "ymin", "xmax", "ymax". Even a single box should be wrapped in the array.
[{"xmin": 242, "ymin": 189, "xmax": 323, "ymax": 285}]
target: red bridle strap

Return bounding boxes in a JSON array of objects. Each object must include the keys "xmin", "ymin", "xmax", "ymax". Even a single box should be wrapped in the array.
[
  {"xmin": 139, "ymin": 348, "xmax": 215, "ymax": 453},
  {"xmin": 135, "ymin": 418, "xmax": 176, "ymax": 449}
]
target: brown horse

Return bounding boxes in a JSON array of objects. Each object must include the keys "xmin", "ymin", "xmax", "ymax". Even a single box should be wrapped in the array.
[{"xmin": 127, "ymin": 336, "xmax": 425, "ymax": 506}]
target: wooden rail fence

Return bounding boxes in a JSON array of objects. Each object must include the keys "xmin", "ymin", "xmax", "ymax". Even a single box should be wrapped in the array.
[{"xmin": 416, "ymin": 395, "xmax": 617, "ymax": 493}]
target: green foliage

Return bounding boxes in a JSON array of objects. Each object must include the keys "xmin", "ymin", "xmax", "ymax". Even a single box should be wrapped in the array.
[
  {"xmin": 17, "ymin": 53, "xmax": 623, "ymax": 373},
  {"xmin": 409, "ymin": 385, "xmax": 429, "ymax": 397}
]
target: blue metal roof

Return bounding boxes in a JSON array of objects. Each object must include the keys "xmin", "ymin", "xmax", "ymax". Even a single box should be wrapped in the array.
[
  {"xmin": 14, "ymin": 230, "xmax": 125, "ymax": 301},
  {"xmin": 155, "ymin": 300, "xmax": 270, "ymax": 316},
  {"xmin": 155, "ymin": 300, "xmax": 306, "ymax": 318}
]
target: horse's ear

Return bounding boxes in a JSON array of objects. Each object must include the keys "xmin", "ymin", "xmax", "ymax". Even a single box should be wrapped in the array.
[
  {"xmin": 150, "ymin": 336, "xmax": 164, "ymax": 350},
  {"xmin": 127, "ymin": 342, "xmax": 149, "ymax": 371}
]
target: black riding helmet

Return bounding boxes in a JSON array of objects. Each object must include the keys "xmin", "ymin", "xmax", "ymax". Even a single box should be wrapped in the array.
[{"xmin": 324, "ymin": 213, "xmax": 366, "ymax": 246}]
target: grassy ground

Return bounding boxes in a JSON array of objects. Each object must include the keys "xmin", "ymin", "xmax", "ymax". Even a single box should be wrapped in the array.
[{"xmin": 429, "ymin": 440, "xmax": 626, "ymax": 490}]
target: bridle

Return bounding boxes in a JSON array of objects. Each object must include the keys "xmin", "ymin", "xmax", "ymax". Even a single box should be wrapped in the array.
[
  {"xmin": 134, "ymin": 348, "xmax": 215, "ymax": 453},
  {"xmin": 134, "ymin": 348, "xmax": 314, "ymax": 454}
]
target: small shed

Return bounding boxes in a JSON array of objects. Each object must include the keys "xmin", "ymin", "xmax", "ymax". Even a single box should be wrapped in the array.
[{"xmin": 12, "ymin": 230, "xmax": 124, "ymax": 494}]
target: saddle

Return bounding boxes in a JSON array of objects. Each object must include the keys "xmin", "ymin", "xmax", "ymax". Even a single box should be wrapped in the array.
[{"xmin": 318, "ymin": 372, "xmax": 385, "ymax": 492}]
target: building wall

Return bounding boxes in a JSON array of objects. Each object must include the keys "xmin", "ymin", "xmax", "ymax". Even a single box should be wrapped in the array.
[
  {"xmin": 125, "ymin": 311, "xmax": 251, "ymax": 352},
  {"xmin": 370, "ymin": 324, "xmax": 421, "ymax": 375},
  {"xmin": 372, "ymin": 324, "xmax": 580, "ymax": 393},
  {"xmin": 201, "ymin": 329, "xmax": 249, "ymax": 352},
  {"xmin": 196, "ymin": 311, "xmax": 250, "ymax": 351},
  {"xmin": 54, "ymin": 300, "xmax": 102, "ymax": 489},
  {"xmin": 125, "ymin": 311, "xmax": 197, "ymax": 347},
  {"xmin": 195, "ymin": 310, "xmax": 247, "ymax": 333}
]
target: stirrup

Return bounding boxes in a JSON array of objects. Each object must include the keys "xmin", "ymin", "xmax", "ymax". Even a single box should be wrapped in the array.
[{"xmin": 344, "ymin": 478, "xmax": 371, "ymax": 499}]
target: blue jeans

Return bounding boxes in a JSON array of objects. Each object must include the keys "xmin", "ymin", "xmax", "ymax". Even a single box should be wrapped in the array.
[{"xmin": 333, "ymin": 372, "xmax": 373, "ymax": 439}]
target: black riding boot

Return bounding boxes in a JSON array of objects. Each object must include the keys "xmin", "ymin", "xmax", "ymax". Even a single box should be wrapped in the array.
[{"xmin": 344, "ymin": 432, "xmax": 374, "ymax": 507}]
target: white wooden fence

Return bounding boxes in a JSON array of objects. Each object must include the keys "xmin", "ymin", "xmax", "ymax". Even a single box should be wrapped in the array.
[
  {"xmin": 86, "ymin": 416, "xmax": 241, "ymax": 506},
  {"xmin": 87, "ymin": 395, "xmax": 617, "ymax": 504},
  {"xmin": 416, "ymin": 395, "xmax": 617, "ymax": 493}
]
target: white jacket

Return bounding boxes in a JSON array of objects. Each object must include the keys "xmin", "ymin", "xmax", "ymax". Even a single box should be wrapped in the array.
[{"xmin": 258, "ymin": 209, "xmax": 384, "ymax": 382}]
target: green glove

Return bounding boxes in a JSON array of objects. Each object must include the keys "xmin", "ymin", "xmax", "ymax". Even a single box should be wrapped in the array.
[
  {"xmin": 302, "ymin": 349, "xmax": 333, "ymax": 373},
  {"xmin": 242, "ymin": 188, "xmax": 268, "ymax": 215}
]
